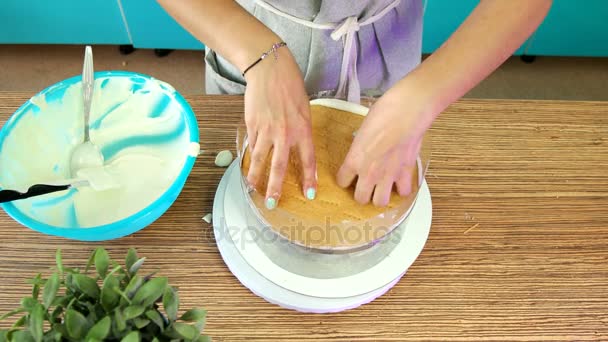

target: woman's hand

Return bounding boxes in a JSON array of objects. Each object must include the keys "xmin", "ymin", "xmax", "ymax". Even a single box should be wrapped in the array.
[
  {"xmin": 244, "ymin": 48, "xmax": 317, "ymax": 209},
  {"xmin": 155, "ymin": 1, "xmax": 317, "ymax": 209},
  {"xmin": 336, "ymin": 87, "xmax": 433, "ymax": 207},
  {"xmin": 334, "ymin": 0, "xmax": 553, "ymax": 207}
]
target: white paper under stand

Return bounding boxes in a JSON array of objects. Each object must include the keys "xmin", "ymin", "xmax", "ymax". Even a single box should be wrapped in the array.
[{"xmin": 212, "ymin": 162, "xmax": 433, "ymax": 313}]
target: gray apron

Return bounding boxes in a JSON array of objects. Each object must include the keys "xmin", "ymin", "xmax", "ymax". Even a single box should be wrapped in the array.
[{"xmin": 205, "ymin": 0, "xmax": 424, "ymax": 104}]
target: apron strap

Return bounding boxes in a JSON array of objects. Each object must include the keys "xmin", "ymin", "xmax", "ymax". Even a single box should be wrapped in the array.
[
  {"xmin": 330, "ymin": 17, "xmax": 361, "ymax": 104},
  {"xmin": 255, "ymin": 0, "xmax": 402, "ymax": 104}
]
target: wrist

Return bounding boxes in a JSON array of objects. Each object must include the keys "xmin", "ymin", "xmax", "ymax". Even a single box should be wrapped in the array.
[
  {"xmin": 242, "ymin": 41, "xmax": 287, "ymax": 77},
  {"xmin": 242, "ymin": 43, "xmax": 297, "ymax": 84},
  {"xmin": 383, "ymin": 79, "xmax": 438, "ymax": 134}
]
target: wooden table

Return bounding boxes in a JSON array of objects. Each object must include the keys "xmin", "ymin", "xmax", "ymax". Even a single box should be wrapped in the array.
[{"xmin": 0, "ymin": 93, "xmax": 607, "ymax": 341}]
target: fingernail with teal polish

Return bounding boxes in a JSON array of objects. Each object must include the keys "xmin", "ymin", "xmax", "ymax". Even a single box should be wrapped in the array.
[
  {"xmin": 266, "ymin": 197, "xmax": 277, "ymax": 210},
  {"xmin": 306, "ymin": 187, "xmax": 316, "ymax": 200}
]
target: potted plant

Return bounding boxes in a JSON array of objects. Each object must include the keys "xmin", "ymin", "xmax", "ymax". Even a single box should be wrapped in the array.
[{"xmin": 0, "ymin": 248, "xmax": 210, "ymax": 342}]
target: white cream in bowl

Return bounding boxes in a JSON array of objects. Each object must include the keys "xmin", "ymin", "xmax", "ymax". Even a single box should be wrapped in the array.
[{"xmin": 0, "ymin": 72, "xmax": 198, "ymax": 228}]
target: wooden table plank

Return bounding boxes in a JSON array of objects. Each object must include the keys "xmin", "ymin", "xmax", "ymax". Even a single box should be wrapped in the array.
[{"xmin": 0, "ymin": 94, "xmax": 606, "ymax": 341}]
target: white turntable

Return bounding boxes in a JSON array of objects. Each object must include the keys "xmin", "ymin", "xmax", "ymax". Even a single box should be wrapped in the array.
[
  {"xmin": 212, "ymin": 98, "xmax": 433, "ymax": 313},
  {"xmin": 212, "ymin": 162, "xmax": 432, "ymax": 313}
]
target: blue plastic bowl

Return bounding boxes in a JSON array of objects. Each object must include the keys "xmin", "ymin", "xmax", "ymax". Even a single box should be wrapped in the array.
[{"xmin": 0, "ymin": 71, "xmax": 199, "ymax": 241}]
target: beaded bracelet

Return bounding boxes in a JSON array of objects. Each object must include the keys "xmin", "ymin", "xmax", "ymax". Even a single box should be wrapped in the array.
[{"xmin": 241, "ymin": 42, "xmax": 287, "ymax": 77}]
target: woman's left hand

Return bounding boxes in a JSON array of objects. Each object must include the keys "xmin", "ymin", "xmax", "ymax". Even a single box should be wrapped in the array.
[{"xmin": 336, "ymin": 88, "xmax": 434, "ymax": 207}]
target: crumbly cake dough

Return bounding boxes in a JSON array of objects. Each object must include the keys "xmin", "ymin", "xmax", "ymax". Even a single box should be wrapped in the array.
[{"xmin": 241, "ymin": 99, "xmax": 419, "ymax": 250}]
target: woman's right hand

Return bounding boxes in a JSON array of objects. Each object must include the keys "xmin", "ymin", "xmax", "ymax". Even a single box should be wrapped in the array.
[
  {"xmin": 243, "ymin": 46, "xmax": 317, "ymax": 210},
  {"xmin": 156, "ymin": 0, "xmax": 315, "ymax": 209}
]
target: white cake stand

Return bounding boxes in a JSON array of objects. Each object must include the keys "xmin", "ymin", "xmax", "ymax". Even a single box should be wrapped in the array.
[{"xmin": 212, "ymin": 162, "xmax": 432, "ymax": 313}]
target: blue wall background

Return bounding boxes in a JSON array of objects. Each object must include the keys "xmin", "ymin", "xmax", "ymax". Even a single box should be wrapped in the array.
[{"xmin": 0, "ymin": 1, "xmax": 606, "ymax": 56}]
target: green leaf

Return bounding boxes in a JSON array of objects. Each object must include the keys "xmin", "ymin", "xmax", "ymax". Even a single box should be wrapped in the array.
[
  {"xmin": 145, "ymin": 310, "xmax": 165, "ymax": 331},
  {"xmin": 66, "ymin": 297, "xmax": 77, "ymax": 310},
  {"xmin": 109, "ymin": 260, "xmax": 126, "ymax": 277},
  {"xmin": 31, "ymin": 274, "xmax": 42, "ymax": 300},
  {"xmin": 94, "ymin": 248, "xmax": 110, "ymax": 279},
  {"xmin": 107, "ymin": 264, "xmax": 123, "ymax": 276},
  {"xmin": 163, "ymin": 286, "xmax": 179, "ymax": 321},
  {"xmin": 85, "ymin": 249, "xmax": 97, "ymax": 274},
  {"xmin": 151, "ymin": 338, "xmax": 159, "ymax": 342},
  {"xmin": 120, "ymin": 331, "xmax": 140, "ymax": 342},
  {"xmin": 115, "ymin": 310, "xmax": 127, "ymax": 332},
  {"xmin": 0, "ymin": 308, "xmax": 25, "ymax": 320},
  {"xmin": 72, "ymin": 274, "xmax": 100, "ymax": 299},
  {"xmin": 123, "ymin": 305, "xmax": 145, "ymax": 320},
  {"xmin": 101, "ymin": 276, "xmax": 120, "ymax": 312},
  {"xmin": 172, "ymin": 323, "xmax": 199, "ymax": 340},
  {"xmin": 142, "ymin": 270, "xmax": 159, "ymax": 282},
  {"xmin": 11, "ymin": 330, "xmax": 34, "ymax": 342},
  {"xmin": 42, "ymin": 272, "xmax": 60, "ymax": 309},
  {"xmin": 180, "ymin": 308, "xmax": 206, "ymax": 322},
  {"xmin": 26, "ymin": 276, "xmax": 46, "ymax": 286},
  {"xmin": 64, "ymin": 273, "xmax": 76, "ymax": 293},
  {"xmin": 197, "ymin": 335, "xmax": 212, "ymax": 342},
  {"xmin": 11, "ymin": 315, "xmax": 26, "ymax": 329},
  {"xmin": 28, "ymin": 304, "xmax": 44, "ymax": 342},
  {"xmin": 0, "ymin": 330, "xmax": 7, "ymax": 342},
  {"xmin": 63, "ymin": 267, "xmax": 79, "ymax": 274},
  {"xmin": 50, "ymin": 295, "xmax": 68, "ymax": 308},
  {"xmin": 65, "ymin": 309, "xmax": 90, "ymax": 339},
  {"xmin": 20, "ymin": 297, "xmax": 38, "ymax": 312},
  {"xmin": 195, "ymin": 316, "xmax": 207, "ymax": 333},
  {"xmin": 84, "ymin": 316, "xmax": 111, "ymax": 341},
  {"xmin": 123, "ymin": 275, "xmax": 143, "ymax": 301},
  {"xmin": 132, "ymin": 277, "xmax": 167, "ymax": 308},
  {"xmin": 113, "ymin": 289, "xmax": 132, "ymax": 306},
  {"xmin": 55, "ymin": 249, "xmax": 64, "ymax": 278},
  {"xmin": 126, "ymin": 249, "xmax": 138, "ymax": 271},
  {"xmin": 133, "ymin": 318, "xmax": 150, "ymax": 329},
  {"xmin": 129, "ymin": 258, "xmax": 146, "ymax": 276},
  {"xmin": 46, "ymin": 330, "xmax": 62, "ymax": 342}
]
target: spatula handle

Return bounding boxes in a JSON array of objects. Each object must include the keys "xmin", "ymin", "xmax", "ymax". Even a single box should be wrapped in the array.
[
  {"xmin": 0, "ymin": 184, "xmax": 70, "ymax": 203},
  {"xmin": 82, "ymin": 45, "xmax": 94, "ymax": 142}
]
